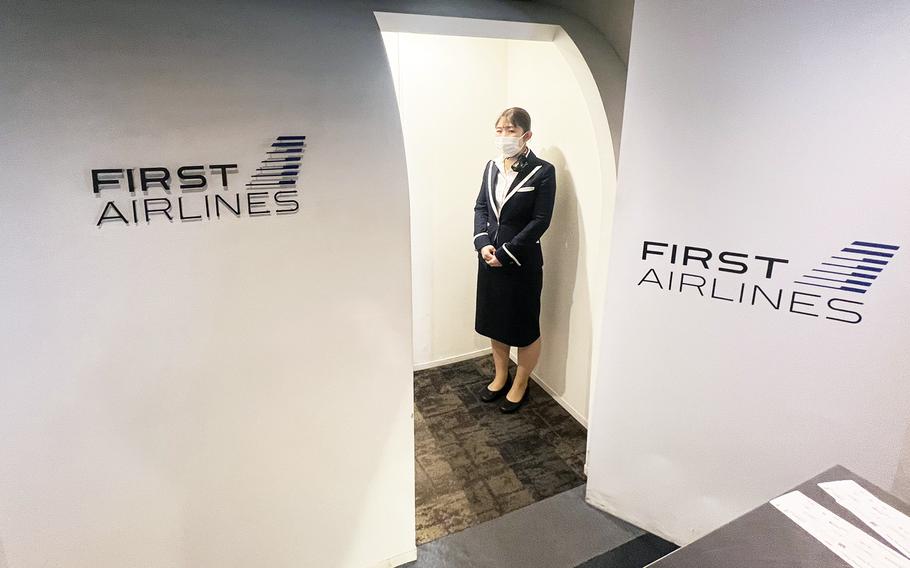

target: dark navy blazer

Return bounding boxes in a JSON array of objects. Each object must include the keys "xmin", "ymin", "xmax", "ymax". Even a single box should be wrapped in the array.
[{"xmin": 472, "ymin": 148, "xmax": 556, "ymax": 269}]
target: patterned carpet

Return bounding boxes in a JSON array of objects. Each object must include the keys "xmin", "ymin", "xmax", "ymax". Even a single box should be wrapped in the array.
[{"xmin": 415, "ymin": 355, "xmax": 588, "ymax": 545}]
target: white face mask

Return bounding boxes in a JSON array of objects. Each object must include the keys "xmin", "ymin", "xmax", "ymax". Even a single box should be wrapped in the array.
[{"xmin": 494, "ymin": 135, "xmax": 525, "ymax": 157}]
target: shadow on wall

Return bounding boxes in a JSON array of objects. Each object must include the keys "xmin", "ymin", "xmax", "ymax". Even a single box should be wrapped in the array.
[
  {"xmin": 536, "ymin": 145, "xmax": 591, "ymax": 399},
  {"xmin": 894, "ymin": 421, "xmax": 910, "ymax": 503}
]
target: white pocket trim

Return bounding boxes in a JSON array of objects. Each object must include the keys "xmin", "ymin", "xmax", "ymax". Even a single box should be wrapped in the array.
[{"xmin": 516, "ymin": 186, "xmax": 536, "ymax": 192}]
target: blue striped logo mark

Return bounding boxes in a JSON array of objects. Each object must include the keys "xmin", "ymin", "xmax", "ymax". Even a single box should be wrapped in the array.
[
  {"xmin": 246, "ymin": 135, "xmax": 306, "ymax": 189},
  {"xmin": 794, "ymin": 241, "xmax": 900, "ymax": 294}
]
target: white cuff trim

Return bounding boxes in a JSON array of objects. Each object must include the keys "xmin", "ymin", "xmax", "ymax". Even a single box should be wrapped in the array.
[
  {"xmin": 502, "ymin": 244, "xmax": 521, "ymax": 266},
  {"xmin": 473, "ymin": 232, "xmax": 488, "ymax": 241}
]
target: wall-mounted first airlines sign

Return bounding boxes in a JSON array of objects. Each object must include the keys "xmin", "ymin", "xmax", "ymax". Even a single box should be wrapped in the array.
[
  {"xmin": 91, "ymin": 136, "xmax": 304, "ymax": 226},
  {"xmin": 638, "ymin": 239, "xmax": 900, "ymax": 325}
]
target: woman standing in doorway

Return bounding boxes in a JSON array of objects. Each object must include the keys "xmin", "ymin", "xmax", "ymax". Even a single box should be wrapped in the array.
[{"xmin": 472, "ymin": 107, "xmax": 556, "ymax": 413}]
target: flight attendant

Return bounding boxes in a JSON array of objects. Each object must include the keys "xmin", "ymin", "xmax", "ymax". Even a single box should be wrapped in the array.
[{"xmin": 472, "ymin": 107, "xmax": 556, "ymax": 413}]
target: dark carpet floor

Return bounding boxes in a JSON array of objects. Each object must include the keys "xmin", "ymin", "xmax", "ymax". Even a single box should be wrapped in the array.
[{"xmin": 414, "ymin": 354, "xmax": 588, "ymax": 544}]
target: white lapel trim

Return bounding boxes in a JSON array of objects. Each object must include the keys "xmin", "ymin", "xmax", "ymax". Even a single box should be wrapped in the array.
[
  {"xmin": 486, "ymin": 161, "xmax": 499, "ymax": 219},
  {"xmin": 500, "ymin": 165, "xmax": 542, "ymax": 212}
]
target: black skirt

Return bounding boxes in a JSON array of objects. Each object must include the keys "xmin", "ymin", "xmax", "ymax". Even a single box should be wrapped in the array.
[{"xmin": 474, "ymin": 257, "xmax": 543, "ymax": 347}]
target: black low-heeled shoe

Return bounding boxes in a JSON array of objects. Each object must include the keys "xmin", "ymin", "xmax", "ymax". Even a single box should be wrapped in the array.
[
  {"xmin": 479, "ymin": 372, "xmax": 513, "ymax": 403},
  {"xmin": 499, "ymin": 380, "xmax": 530, "ymax": 413}
]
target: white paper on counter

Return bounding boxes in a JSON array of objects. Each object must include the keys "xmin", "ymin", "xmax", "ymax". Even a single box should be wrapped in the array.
[
  {"xmin": 819, "ymin": 479, "xmax": 910, "ymax": 559},
  {"xmin": 770, "ymin": 490, "xmax": 910, "ymax": 568}
]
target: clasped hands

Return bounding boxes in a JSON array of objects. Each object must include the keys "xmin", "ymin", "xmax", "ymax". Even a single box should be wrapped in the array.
[{"xmin": 481, "ymin": 245, "xmax": 503, "ymax": 267}]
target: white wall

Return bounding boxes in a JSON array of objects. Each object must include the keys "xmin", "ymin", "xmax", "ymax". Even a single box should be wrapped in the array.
[
  {"xmin": 382, "ymin": 28, "xmax": 610, "ymax": 425},
  {"xmin": 0, "ymin": 1, "xmax": 415, "ymax": 567},
  {"xmin": 0, "ymin": 1, "xmax": 626, "ymax": 566},
  {"xmin": 382, "ymin": 31, "xmax": 508, "ymax": 366},
  {"xmin": 585, "ymin": 0, "xmax": 910, "ymax": 546}
]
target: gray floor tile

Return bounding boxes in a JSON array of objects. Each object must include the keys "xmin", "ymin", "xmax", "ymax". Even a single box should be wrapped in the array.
[{"xmin": 405, "ymin": 485, "xmax": 646, "ymax": 568}]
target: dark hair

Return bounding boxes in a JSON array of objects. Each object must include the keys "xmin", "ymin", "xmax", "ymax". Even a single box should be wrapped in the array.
[{"xmin": 495, "ymin": 107, "xmax": 531, "ymax": 133}]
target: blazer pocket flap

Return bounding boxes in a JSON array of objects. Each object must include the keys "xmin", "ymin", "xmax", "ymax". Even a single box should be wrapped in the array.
[{"xmin": 516, "ymin": 186, "xmax": 536, "ymax": 192}]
